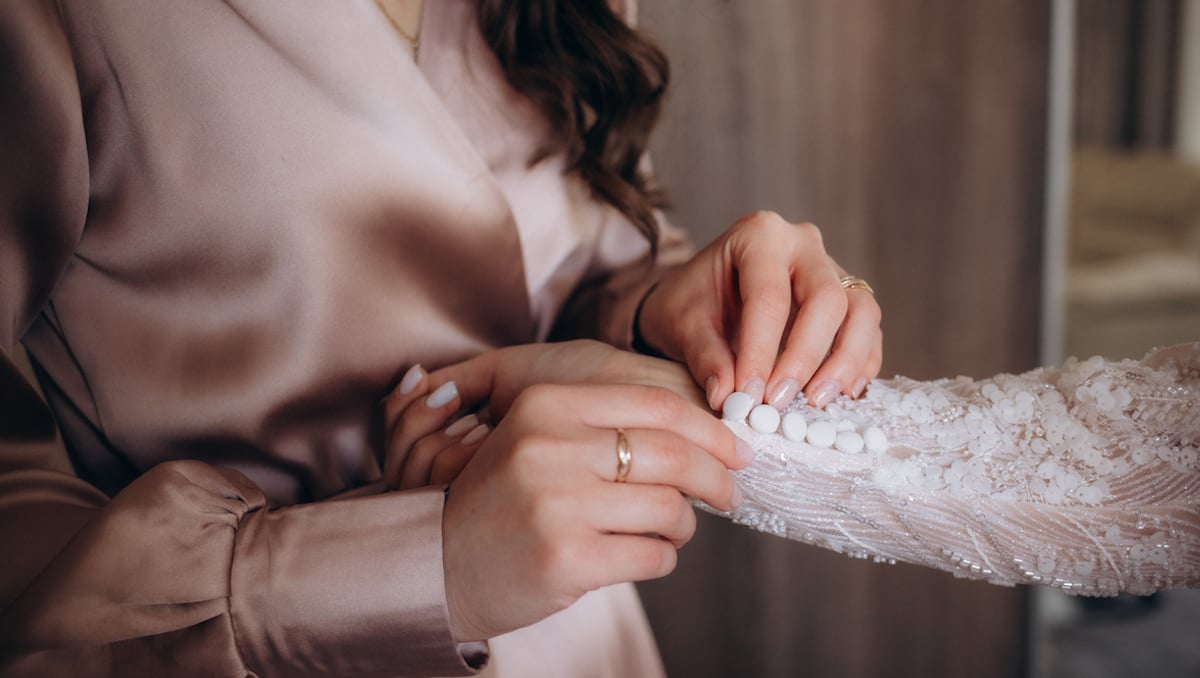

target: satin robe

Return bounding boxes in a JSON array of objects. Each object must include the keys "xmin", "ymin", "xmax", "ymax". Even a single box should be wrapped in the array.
[{"xmin": 0, "ymin": 1, "xmax": 686, "ymax": 675}]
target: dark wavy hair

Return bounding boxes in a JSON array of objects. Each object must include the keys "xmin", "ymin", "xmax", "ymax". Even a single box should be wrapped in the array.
[{"xmin": 476, "ymin": 0, "xmax": 669, "ymax": 256}]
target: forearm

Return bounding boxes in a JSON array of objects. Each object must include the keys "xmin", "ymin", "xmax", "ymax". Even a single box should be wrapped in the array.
[{"xmin": 703, "ymin": 343, "xmax": 1200, "ymax": 595}]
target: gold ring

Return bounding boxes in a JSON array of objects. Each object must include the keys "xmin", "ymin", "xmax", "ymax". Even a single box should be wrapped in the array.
[
  {"xmin": 615, "ymin": 429, "xmax": 632, "ymax": 483},
  {"xmin": 839, "ymin": 275, "xmax": 875, "ymax": 297}
]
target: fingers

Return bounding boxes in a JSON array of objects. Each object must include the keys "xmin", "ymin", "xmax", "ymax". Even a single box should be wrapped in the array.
[
  {"xmin": 677, "ymin": 315, "xmax": 736, "ymax": 412},
  {"xmin": 589, "ymin": 483, "xmax": 697, "ymax": 547},
  {"xmin": 517, "ymin": 383, "xmax": 752, "ymax": 471},
  {"xmin": 765, "ymin": 274, "xmax": 848, "ymax": 409},
  {"xmin": 383, "ymin": 379, "xmax": 463, "ymax": 487},
  {"xmin": 587, "ymin": 428, "xmax": 741, "ymax": 511},
  {"xmin": 396, "ymin": 414, "xmax": 490, "ymax": 489},
  {"xmin": 803, "ymin": 289, "xmax": 883, "ymax": 404},
  {"xmin": 732, "ymin": 245, "xmax": 794, "ymax": 403},
  {"xmin": 572, "ymin": 534, "xmax": 680, "ymax": 590}
]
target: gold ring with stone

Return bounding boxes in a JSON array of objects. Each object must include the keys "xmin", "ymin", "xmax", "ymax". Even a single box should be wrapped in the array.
[
  {"xmin": 839, "ymin": 275, "xmax": 875, "ymax": 297},
  {"xmin": 615, "ymin": 429, "xmax": 632, "ymax": 483}
]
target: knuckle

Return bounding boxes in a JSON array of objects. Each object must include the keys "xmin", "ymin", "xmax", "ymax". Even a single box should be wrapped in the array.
[
  {"xmin": 655, "ymin": 437, "xmax": 691, "ymax": 478},
  {"xmin": 676, "ymin": 505, "xmax": 698, "ymax": 542},
  {"xmin": 794, "ymin": 221, "xmax": 826, "ymax": 247},
  {"xmin": 638, "ymin": 386, "xmax": 683, "ymax": 425},
  {"xmin": 512, "ymin": 384, "xmax": 554, "ymax": 414},
  {"xmin": 648, "ymin": 486, "xmax": 685, "ymax": 518},
  {"xmin": 536, "ymin": 534, "xmax": 580, "ymax": 577},
  {"xmin": 735, "ymin": 209, "xmax": 780, "ymax": 230},
  {"xmin": 645, "ymin": 542, "xmax": 678, "ymax": 578},
  {"xmin": 855, "ymin": 297, "xmax": 882, "ymax": 325},
  {"xmin": 430, "ymin": 451, "xmax": 456, "ymax": 478},
  {"xmin": 748, "ymin": 288, "xmax": 792, "ymax": 319}
]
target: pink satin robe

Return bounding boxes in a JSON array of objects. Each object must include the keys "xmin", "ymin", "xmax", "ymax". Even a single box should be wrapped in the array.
[{"xmin": 0, "ymin": 1, "xmax": 687, "ymax": 675}]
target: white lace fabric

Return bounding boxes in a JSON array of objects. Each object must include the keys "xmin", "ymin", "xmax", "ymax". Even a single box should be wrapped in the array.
[{"xmin": 705, "ymin": 344, "xmax": 1200, "ymax": 596}]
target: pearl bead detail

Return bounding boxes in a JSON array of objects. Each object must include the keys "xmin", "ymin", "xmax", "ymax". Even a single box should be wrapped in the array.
[
  {"xmin": 806, "ymin": 421, "xmax": 837, "ymax": 448},
  {"xmin": 781, "ymin": 411, "xmax": 808, "ymax": 442},
  {"xmin": 835, "ymin": 430, "xmax": 865, "ymax": 454},
  {"xmin": 863, "ymin": 426, "xmax": 889, "ymax": 453},
  {"xmin": 749, "ymin": 404, "xmax": 782, "ymax": 433},
  {"xmin": 722, "ymin": 391, "xmax": 755, "ymax": 422}
]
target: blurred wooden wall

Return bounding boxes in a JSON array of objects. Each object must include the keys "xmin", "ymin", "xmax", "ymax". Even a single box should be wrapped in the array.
[{"xmin": 637, "ymin": 2, "xmax": 1050, "ymax": 676}]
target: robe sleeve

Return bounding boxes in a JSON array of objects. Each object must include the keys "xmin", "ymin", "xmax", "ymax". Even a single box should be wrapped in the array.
[{"xmin": 0, "ymin": 4, "xmax": 482, "ymax": 676}]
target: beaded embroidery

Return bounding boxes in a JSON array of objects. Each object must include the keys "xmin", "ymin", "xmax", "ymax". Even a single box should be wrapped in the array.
[{"xmin": 706, "ymin": 343, "xmax": 1200, "ymax": 596}]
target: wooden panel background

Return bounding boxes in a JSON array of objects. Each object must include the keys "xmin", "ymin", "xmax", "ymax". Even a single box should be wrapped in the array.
[
  {"xmin": 636, "ymin": 2, "xmax": 1050, "ymax": 676},
  {"xmin": 1074, "ymin": 0, "xmax": 1183, "ymax": 149}
]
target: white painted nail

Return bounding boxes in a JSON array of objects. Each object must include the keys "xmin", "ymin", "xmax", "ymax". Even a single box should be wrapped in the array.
[
  {"xmin": 810, "ymin": 380, "xmax": 842, "ymax": 409},
  {"xmin": 425, "ymin": 381, "xmax": 459, "ymax": 409},
  {"xmin": 705, "ymin": 376, "xmax": 720, "ymax": 410},
  {"xmin": 768, "ymin": 379, "xmax": 801, "ymax": 410},
  {"xmin": 398, "ymin": 364, "xmax": 425, "ymax": 395},
  {"xmin": 742, "ymin": 377, "xmax": 765, "ymax": 403},
  {"xmin": 462, "ymin": 423, "xmax": 489, "ymax": 445},
  {"xmin": 445, "ymin": 413, "xmax": 479, "ymax": 437}
]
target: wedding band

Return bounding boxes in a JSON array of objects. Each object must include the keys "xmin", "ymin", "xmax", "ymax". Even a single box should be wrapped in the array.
[
  {"xmin": 615, "ymin": 429, "xmax": 632, "ymax": 483},
  {"xmin": 839, "ymin": 275, "xmax": 875, "ymax": 297}
]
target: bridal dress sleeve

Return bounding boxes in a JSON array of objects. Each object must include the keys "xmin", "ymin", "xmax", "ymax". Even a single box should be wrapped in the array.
[{"xmin": 705, "ymin": 344, "xmax": 1200, "ymax": 596}]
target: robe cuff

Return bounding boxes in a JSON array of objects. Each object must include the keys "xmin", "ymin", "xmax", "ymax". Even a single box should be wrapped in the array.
[{"xmin": 229, "ymin": 485, "xmax": 486, "ymax": 677}]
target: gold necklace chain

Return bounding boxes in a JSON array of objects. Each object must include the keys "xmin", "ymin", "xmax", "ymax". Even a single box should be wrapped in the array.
[{"xmin": 374, "ymin": 0, "xmax": 423, "ymax": 61}]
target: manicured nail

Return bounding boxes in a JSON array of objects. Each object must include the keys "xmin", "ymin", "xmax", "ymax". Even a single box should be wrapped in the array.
[
  {"xmin": 735, "ymin": 438, "xmax": 756, "ymax": 465},
  {"xmin": 767, "ymin": 379, "xmax": 801, "ymax": 410},
  {"xmin": 445, "ymin": 413, "xmax": 479, "ymax": 437},
  {"xmin": 705, "ymin": 376, "xmax": 720, "ymax": 410},
  {"xmin": 462, "ymin": 423, "xmax": 489, "ymax": 445},
  {"xmin": 810, "ymin": 379, "xmax": 841, "ymax": 409},
  {"xmin": 742, "ymin": 377, "xmax": 765, "ymax": 404},
  {"xmin": 425, "ymin": 381, "xmax": 459, "ymax": 409},
  {"xmin": 399, "ymin": 364, "xmax": 426, "ymax": 395},
  {"xmin": 851, "ymin": 377, "xmax": 869, "ymax": 399},
  {"xmin": 730, "ymin": 481, "xmax": 744, "ymax": 509}
]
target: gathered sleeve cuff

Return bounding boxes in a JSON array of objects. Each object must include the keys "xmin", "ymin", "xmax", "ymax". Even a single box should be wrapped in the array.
[{"xmin": 231, "ymin": 485, "xmax": 486, "ymax": 677}]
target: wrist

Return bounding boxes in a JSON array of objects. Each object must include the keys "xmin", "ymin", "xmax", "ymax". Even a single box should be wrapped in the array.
[{"xmin": 632, "ymin": 283, "xmax": 673, "ymax": 360}]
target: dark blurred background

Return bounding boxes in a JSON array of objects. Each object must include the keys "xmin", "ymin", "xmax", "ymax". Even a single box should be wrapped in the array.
[{"xmin": 636, "ymin": 1, "xmax": 1200, "ymax": 677}]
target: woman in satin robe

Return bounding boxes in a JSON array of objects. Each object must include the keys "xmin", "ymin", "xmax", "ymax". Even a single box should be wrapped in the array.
[{"xmin": 0, "ymin": 1, "xmax": 881, "ymax": 675}]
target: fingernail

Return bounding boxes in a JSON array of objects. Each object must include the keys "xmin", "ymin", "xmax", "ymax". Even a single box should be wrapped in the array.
[
  {"xmin": 705, "ymin": 376, "xmax": 720, "ymax": 410},
  {"xmin": 735, "ymin": 438, "xmax": 756, "ymax": 465},
  {"xmin": 767, "ymin": 379, "xmax": 801, "ymax": 410},
  {"xmin": 742, "ymin": 377, "xmax": 765, "ymax": 403},
  {"xmin": 425, "ymin": 381, "xmax": 459, "ymax": 409},
  {"xmin": 399, "ymin": 364, "xmax": 426, "ymax": 395},
  {"xmin": 445, "ymin": 413, "xmax": 479, "ymax": 437},
  {"xmin": 851, "ymin": 377, "xmax": 869, "ymax": 399},
  {"xmin": 730, "ymin": 481, "xmax": 743, "ymax": 509},
  {"xmin": 462, "ymin": 423, "xmax": 489, "ymax": 445},
  {"xmin": 810, "ymin": 379, "xmax": 841, "ymax": 409}
]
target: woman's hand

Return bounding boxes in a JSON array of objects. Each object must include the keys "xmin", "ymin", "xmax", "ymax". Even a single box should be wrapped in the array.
[
  {"xmin": 380, "ymin": 340, "xmax": 703, "ymax": 489},
  {"xmin": 637, "ymin": 211, "xmax": 883, "ymax": 411},
  {"xmin": 439, "ymin": 382, "xmax": 753, "ymax": 642}
]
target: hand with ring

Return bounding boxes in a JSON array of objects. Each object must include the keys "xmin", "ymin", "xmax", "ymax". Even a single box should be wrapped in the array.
[
  {"xmin": 636, "ymin": 210, "xmax": 883, "ymax": 411},
  {"xmin": 380, "ymin": 340, "xmax": 709, "ymax": 489},
  {"xmin": 436, "ymin": 382, "xmax": 753, "ymax": 643}
]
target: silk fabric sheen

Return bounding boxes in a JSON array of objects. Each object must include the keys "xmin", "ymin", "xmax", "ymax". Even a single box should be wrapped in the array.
[{"xmin": 0, "ymin": 1, "xmax": 682, "ymax": 675}]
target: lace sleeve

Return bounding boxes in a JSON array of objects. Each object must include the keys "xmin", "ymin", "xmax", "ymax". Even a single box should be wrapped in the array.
[{"xmin": 703, "ymin": 344, "xmax": 1200, "ymax": 596}]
